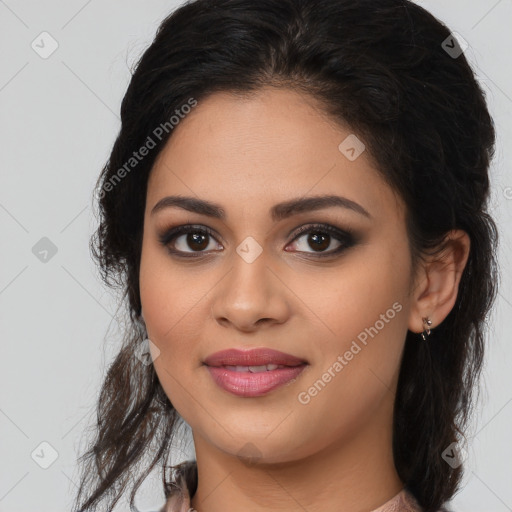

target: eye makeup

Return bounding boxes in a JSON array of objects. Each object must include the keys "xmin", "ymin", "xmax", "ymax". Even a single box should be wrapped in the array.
[{"xmin": 157, "ymin": 221, "xmax": 361, "ymax": 260}]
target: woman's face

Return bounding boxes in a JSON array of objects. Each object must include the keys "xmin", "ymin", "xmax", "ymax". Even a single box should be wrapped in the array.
[{"xmin": 139, "ymin": 87, "xmax": 418, "ymax": 463}]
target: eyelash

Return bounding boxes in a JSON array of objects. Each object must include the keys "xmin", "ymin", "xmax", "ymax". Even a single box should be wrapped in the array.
[{"xmin": 158, "ymin": 223, "xmax": 357, "ymax": 259}]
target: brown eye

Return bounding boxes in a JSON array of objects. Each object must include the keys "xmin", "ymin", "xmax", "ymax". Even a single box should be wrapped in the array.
[
  {"xmin": 286, "ymin": 224, "xmax": 356, "ymax": 256},
  {"xmin": 182, "ymin": 232, "xmax": 210, "ymax": 251},
  {"xmin": 304, "ymin": 232, "xmax": 332, "ymax": 252},
  {"xmin": 159, "ymin": 225, "xmax": 222, "ymax": 255}
]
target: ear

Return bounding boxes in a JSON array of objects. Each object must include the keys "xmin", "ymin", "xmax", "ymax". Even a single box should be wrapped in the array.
[{"xmin": 408, "ymin": 230, "xmax": 471, "ymax": 335}]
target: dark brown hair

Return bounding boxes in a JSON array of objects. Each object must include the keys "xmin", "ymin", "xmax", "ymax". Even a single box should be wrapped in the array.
[{"xmin": 73, "ymin": 1, "xmax": 499, "ymax": 511}]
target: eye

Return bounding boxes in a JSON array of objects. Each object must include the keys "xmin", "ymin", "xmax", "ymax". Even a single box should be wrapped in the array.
[
  {"xmin": 158, "ymin": 223, "xmax": 356, "ymax": 258},
  {"xmin": 286, "ymin": 223, "xmax": 355, "ymax": 257},
  {"xmin": 159, "ymin": 225, "xmax": 222, "ymax": 257}
]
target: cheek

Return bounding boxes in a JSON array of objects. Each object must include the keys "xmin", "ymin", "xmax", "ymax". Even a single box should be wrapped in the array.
[
  {"xmin": 139, "ymin": 242, "xmax": 213, "ymax": 411},
  {"xmin": 293, "ymin": 242, "xmax": 411, "ymax": 416},
  {"xmin": 289, "ymin": 265, "xmax": 410, "ymax": 454},
  {"xmin": 139, "ymin": 238, "xmax": 203, "ymax": 344},
  {"xmin": 293, "ymin": 243, "xmax": 411, "ymax": 353}
]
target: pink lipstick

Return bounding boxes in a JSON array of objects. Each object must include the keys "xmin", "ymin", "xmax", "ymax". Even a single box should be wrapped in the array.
[{"xmin": 203, "ymin": 348, "xmax": 308, "ymax": 397}]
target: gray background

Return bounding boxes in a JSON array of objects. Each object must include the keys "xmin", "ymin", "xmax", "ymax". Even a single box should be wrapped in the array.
[{"xmin": 1, "ymin": 1, "xmax": 511, "ymax": 511}]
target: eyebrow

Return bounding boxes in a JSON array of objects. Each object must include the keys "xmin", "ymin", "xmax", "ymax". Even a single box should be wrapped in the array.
[{"xmin": 150, "ymin": 194, "xmax": 372, "ymax": 221}]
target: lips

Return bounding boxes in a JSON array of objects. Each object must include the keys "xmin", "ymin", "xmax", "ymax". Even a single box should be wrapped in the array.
[
  {"xmin": 203, "ymin": 348, "xmax": 308, "ymax": 397},
  {"xmin": 203, "ymin": 347, "xmax": 307, "ymax": 368}
]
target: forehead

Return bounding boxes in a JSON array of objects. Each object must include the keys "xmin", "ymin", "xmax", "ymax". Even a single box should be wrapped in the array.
[{"xmin": 146, "ymin": 87, "xmax": 404, "ymax": 224}]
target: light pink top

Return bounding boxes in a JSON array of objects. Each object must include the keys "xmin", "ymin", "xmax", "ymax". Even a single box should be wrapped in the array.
[{"xmin": 159, "ymin": 461, "xmax": 426, "ymax": 512}]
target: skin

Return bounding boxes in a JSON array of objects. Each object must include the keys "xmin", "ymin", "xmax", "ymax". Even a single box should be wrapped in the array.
[{"xmin": 139, "ymin": 86, "xmax": 470, "ymax": 512}]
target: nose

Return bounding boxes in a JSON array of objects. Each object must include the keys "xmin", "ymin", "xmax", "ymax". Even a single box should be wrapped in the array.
[{"xmin": 210, "ymin": 250, "xmax": 291, "ymax": 332}]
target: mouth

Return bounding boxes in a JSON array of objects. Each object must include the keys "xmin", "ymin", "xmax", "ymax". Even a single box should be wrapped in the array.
[{"xmin": 203, "ymin": 347, "xmax": 308, "ymax": 397}]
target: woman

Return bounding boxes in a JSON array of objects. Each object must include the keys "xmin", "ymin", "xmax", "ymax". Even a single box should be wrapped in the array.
[{"xmin": 73, "ymin": 1, "xmax": 499, "ymax": 511}]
